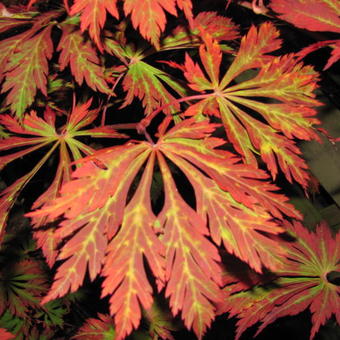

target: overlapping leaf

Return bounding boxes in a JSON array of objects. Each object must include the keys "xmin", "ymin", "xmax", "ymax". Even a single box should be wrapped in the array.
[
  {"xmin": 70, "ymin": 0, "xmax": 119, "ymax": 51},
  {"xmin": 219, "ymin": 221, "xmax": 340, "ymax": 340},
  {"xmin": 160, "ymin": 11, "xmax": 239, "ymax": 51},
  {"xmin": 0, "ymin": 109, "xmax": 62, "ymax": 249},
  {"xmin": 0, "ymin": 232, "xmax": 69, "ymax": 339},
  {"xmin": 0, "ymin": 309, "xmax": 58, "ymax": 340},
  {"xmin": 157, "ymin": 151, "xmax": 222, "ymax": 337},
  {"xmin": 270, "ymin": 0, "xmax": 340, "ymax": 33},
  {"xmin": 166, "ymin": 153, "xmax": 285, "ymax": 273},
  {"xmin": 123, "ymin": 0, "xmax": 187, "ymax": 48},
  {"xmin": 1, "ymin": 25, "xmax": 53, "ymax": 119},
  {"xmin": 180, "ymin": 22, "xmax": 321, "ymax": 188},
  {"xmin": 105, "ymin": 12, "xmax": 237, "ymax": 117},
  {"xmin": 0, "ymin": 101, "xmax": 124, "ymax": 256},
  {"xmin": 270, "ymin": 0, "xmax": 340, "ymax": 69},
  {"xmin": 157, "ymin": 120, "xmax": 300, "ymax": 270},
  {"xmin": 122, "ymin": 59, "xmax": 186, "ymax": 115},
  {"xmin": 58, "ymin": 24, "xmax": 112, "ymax": 94},
  {"xmin": 0, "ymin": 259, "xmax": 48, "ymax": 318},
  {"xmin": 105, "ymin": 39, "xmax": 187, "ymax": 116},
  {"xmin": 0, "ymin": 10, "xmax": 61, "ymax": 119},
  {"xmin": 102, "ymin": 153, "xmax": 166, "ymax": 339},
  {"xmin": 70, "ymin": 0, "xmax": 193, "ymax": 49},
  {"xmin": 0, "ymin": 1, "xmax": 336, "ymax": 340},
  {"xmin": 28, "ymin": 119, "xmax": 299, "ymax": 339},
  {"xmin": 0, "ymin": 12, "xmax": 56, "ymax": 83}
]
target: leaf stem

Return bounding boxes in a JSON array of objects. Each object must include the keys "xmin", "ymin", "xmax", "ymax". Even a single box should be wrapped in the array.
[
  {"xmin": 101, "ymin": 73, "xmax": 125, "ymax": 126},
  {"xmin": 107, "ymin": 123, "xmax": 139, "ymax": 130}
]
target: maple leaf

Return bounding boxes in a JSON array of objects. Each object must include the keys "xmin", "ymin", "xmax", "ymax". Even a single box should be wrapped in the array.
[
  {"xmin": 70, "ymin": 0, "xmax": 119, "ymax": 51},
  {"xmin": 0, "ymin": 259, "xmax": 48, "ymax": 318},
  {"xmin": 176, "ymin": 0, "xmax": 193, "ymax": 26},
  {"xmin": 180, "ymin": 22, "xmax": 321, "ymax": 188},
  {"xmin": 325, "ymin": 40, "xmax": 340, "ymax": 69},
  {"xmin": 33, "ymin": 144, "xmax": 163, "ymax": 340},
  {"xmin": 101, "ymin": 153, "xmax": 166, "ymax": 339},
  {"xmin": 0, "ymin": 101, "xmax": 125, "ymax": 255},
  {"xmin": 0, "ymin": 309, "xmax": 58, "ymax": 340},
  {"xmin": 0, "ymin": 229, "xmax": 69, "ymax": 339},
  {"xmin": 296, "ymin": 39, "xmax": 340, "ymax": 70},
  {"xmin": 0, "ymin": 11, "xmax": 63, "ymax": 118},
  {"xmin": 74, "ymin": 300, "xmax": 177, "ymax": 339},
  {"xmin": 157, "ymin": 120, "xmax": 300, "ymax": 268},
  {"xmin": 161, "ymin": 11, "xmax": 239, "ymax": 51},
  {"xmin": 122, "ymin": 59, "xmax": 186, "ymax": 116},
  {"xmin": 166, "ymin": 153, "xmax": 286, "ymax": 273},
  {"xmin": 105, "ymin": 13, "xmax": 236, "ymax": 118},
  {"xmin": 73, "ymin": 313, "xmax": 116, "ymax": 339},
  {"xmin": 123, "ymin": 0, "xmax": 177, "ymax": 48},
  {"xmin": 1, "ymin": 26, "xmax": 52, "ymax": 119},
  {"xmin": 58, "ymin": 24, "xmax": 112, "ymax": 94},
  {"xmin": 219, "ymin": 221, "xmax": 340, "ymax": 340},
  {"xmin": 269, "ymin": 0, "xmax": 340, "ymax": 70},
  {"xmin": 0, "ymin": 109, "xmax": 63, "ymax": 249},
  {"xmin": 270, "ymin": 0, "xmax": 340, "ymax": 34},
  {"xmin": 105, "ymin": 38, "xmax": 187, "ymax": 116},
  {"xmin": 0, "ymin": 16, "xmax": 44, "ymax": 83},
  {"xmin": 157, "ymin": 151, "xmax": 222, "ymax": 337},
  {"xmin": 70, "ymin": 0, "xmax": 193, "ymax": 49},
  {"xmin": 28, "ymin": 118, "xmax": 299, "ymax": 339}
]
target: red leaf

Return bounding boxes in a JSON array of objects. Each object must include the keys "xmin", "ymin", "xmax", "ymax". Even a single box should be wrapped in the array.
[
  {"xmin": 325, "ymin": 40, "xmax": 340, "ymax": 69},
  {"xmin": 102, "ymin": 153, "xmax": 165, "ymax": 339},
  {"xmin": 161, "ymin": 11, "xmax": 239, "ymax": 51},
  {"xmin": 70, "ymin": 0, "xmax": 119, "ymax": 50},
  {"xmin": 0, "ymin": 101, "xmax": 122, "ymax": 254},
  {"xmin": 123, "ymin": 0, "xmax": 176, "ymax": 47},
  {"xmin": 0, "ymin": 11, "xmax": 62, "ymax": 118},
  {"xmin": 1, "ymin": 26, "xmax": 53, "ymax": 118},
  {"xmin": 298, "ymin": 40, "xmax": 340, "ymax": 70},
  {"xmin": 0, "ymin": 329, "xmax": 15, "ymax": 340},
  {"xmin": 123, "ymin": 0, "xmax": 192, "ymax": 48},
  {"xmin": 58, "ymin": 25, "xmax": 112, "ymax": 94},
  {"xmin": 28, "ymin": 119, "xmax": 302, "ymax": 338},
  {"xmin": 220, "ymin": 221, "xmax": 340, "ymax": 340},
  {"xmin": 121, "ymin": 58, "xmax": 185, "ymax": 116},
  {"xmin": 0, "ymin": 17, "xmax": 31, "ymax": 34},
  {"xmin": 181, "ymin": 23, "xmax": 321, "ymax": 188},
  {"xmin": 36, "ymin": 144, "xmax": 152, "ymax": 305},
  {"xmin": 157, "ymin": 152, "xmax": 222, "ymax": 337},
  {"xmin": 270, "ymin": 0, "xmax": 340, "ymax": 34}
]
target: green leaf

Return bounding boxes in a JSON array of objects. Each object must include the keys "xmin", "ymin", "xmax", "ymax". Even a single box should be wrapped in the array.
[{"xmin": 1, "ymin": 26, "xmax": 53, "ymax": 118}]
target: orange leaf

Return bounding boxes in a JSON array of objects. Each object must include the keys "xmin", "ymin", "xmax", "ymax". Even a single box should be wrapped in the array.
[
  {"xmin": 270, "ymin": 0, "xmax": 340, "ymax": 34},
  {"xmin": 70, "ymin": 0, "xmax": 119, "ymax": 50},
  {"xmin": 181, "ymin": 23, "xmax": 321, "ymax": 188}
]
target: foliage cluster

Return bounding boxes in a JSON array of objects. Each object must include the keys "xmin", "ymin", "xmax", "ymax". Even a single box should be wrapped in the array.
[{"xmin": 0, "ymin": 0, "xmax": 339, "ymax": 339}]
